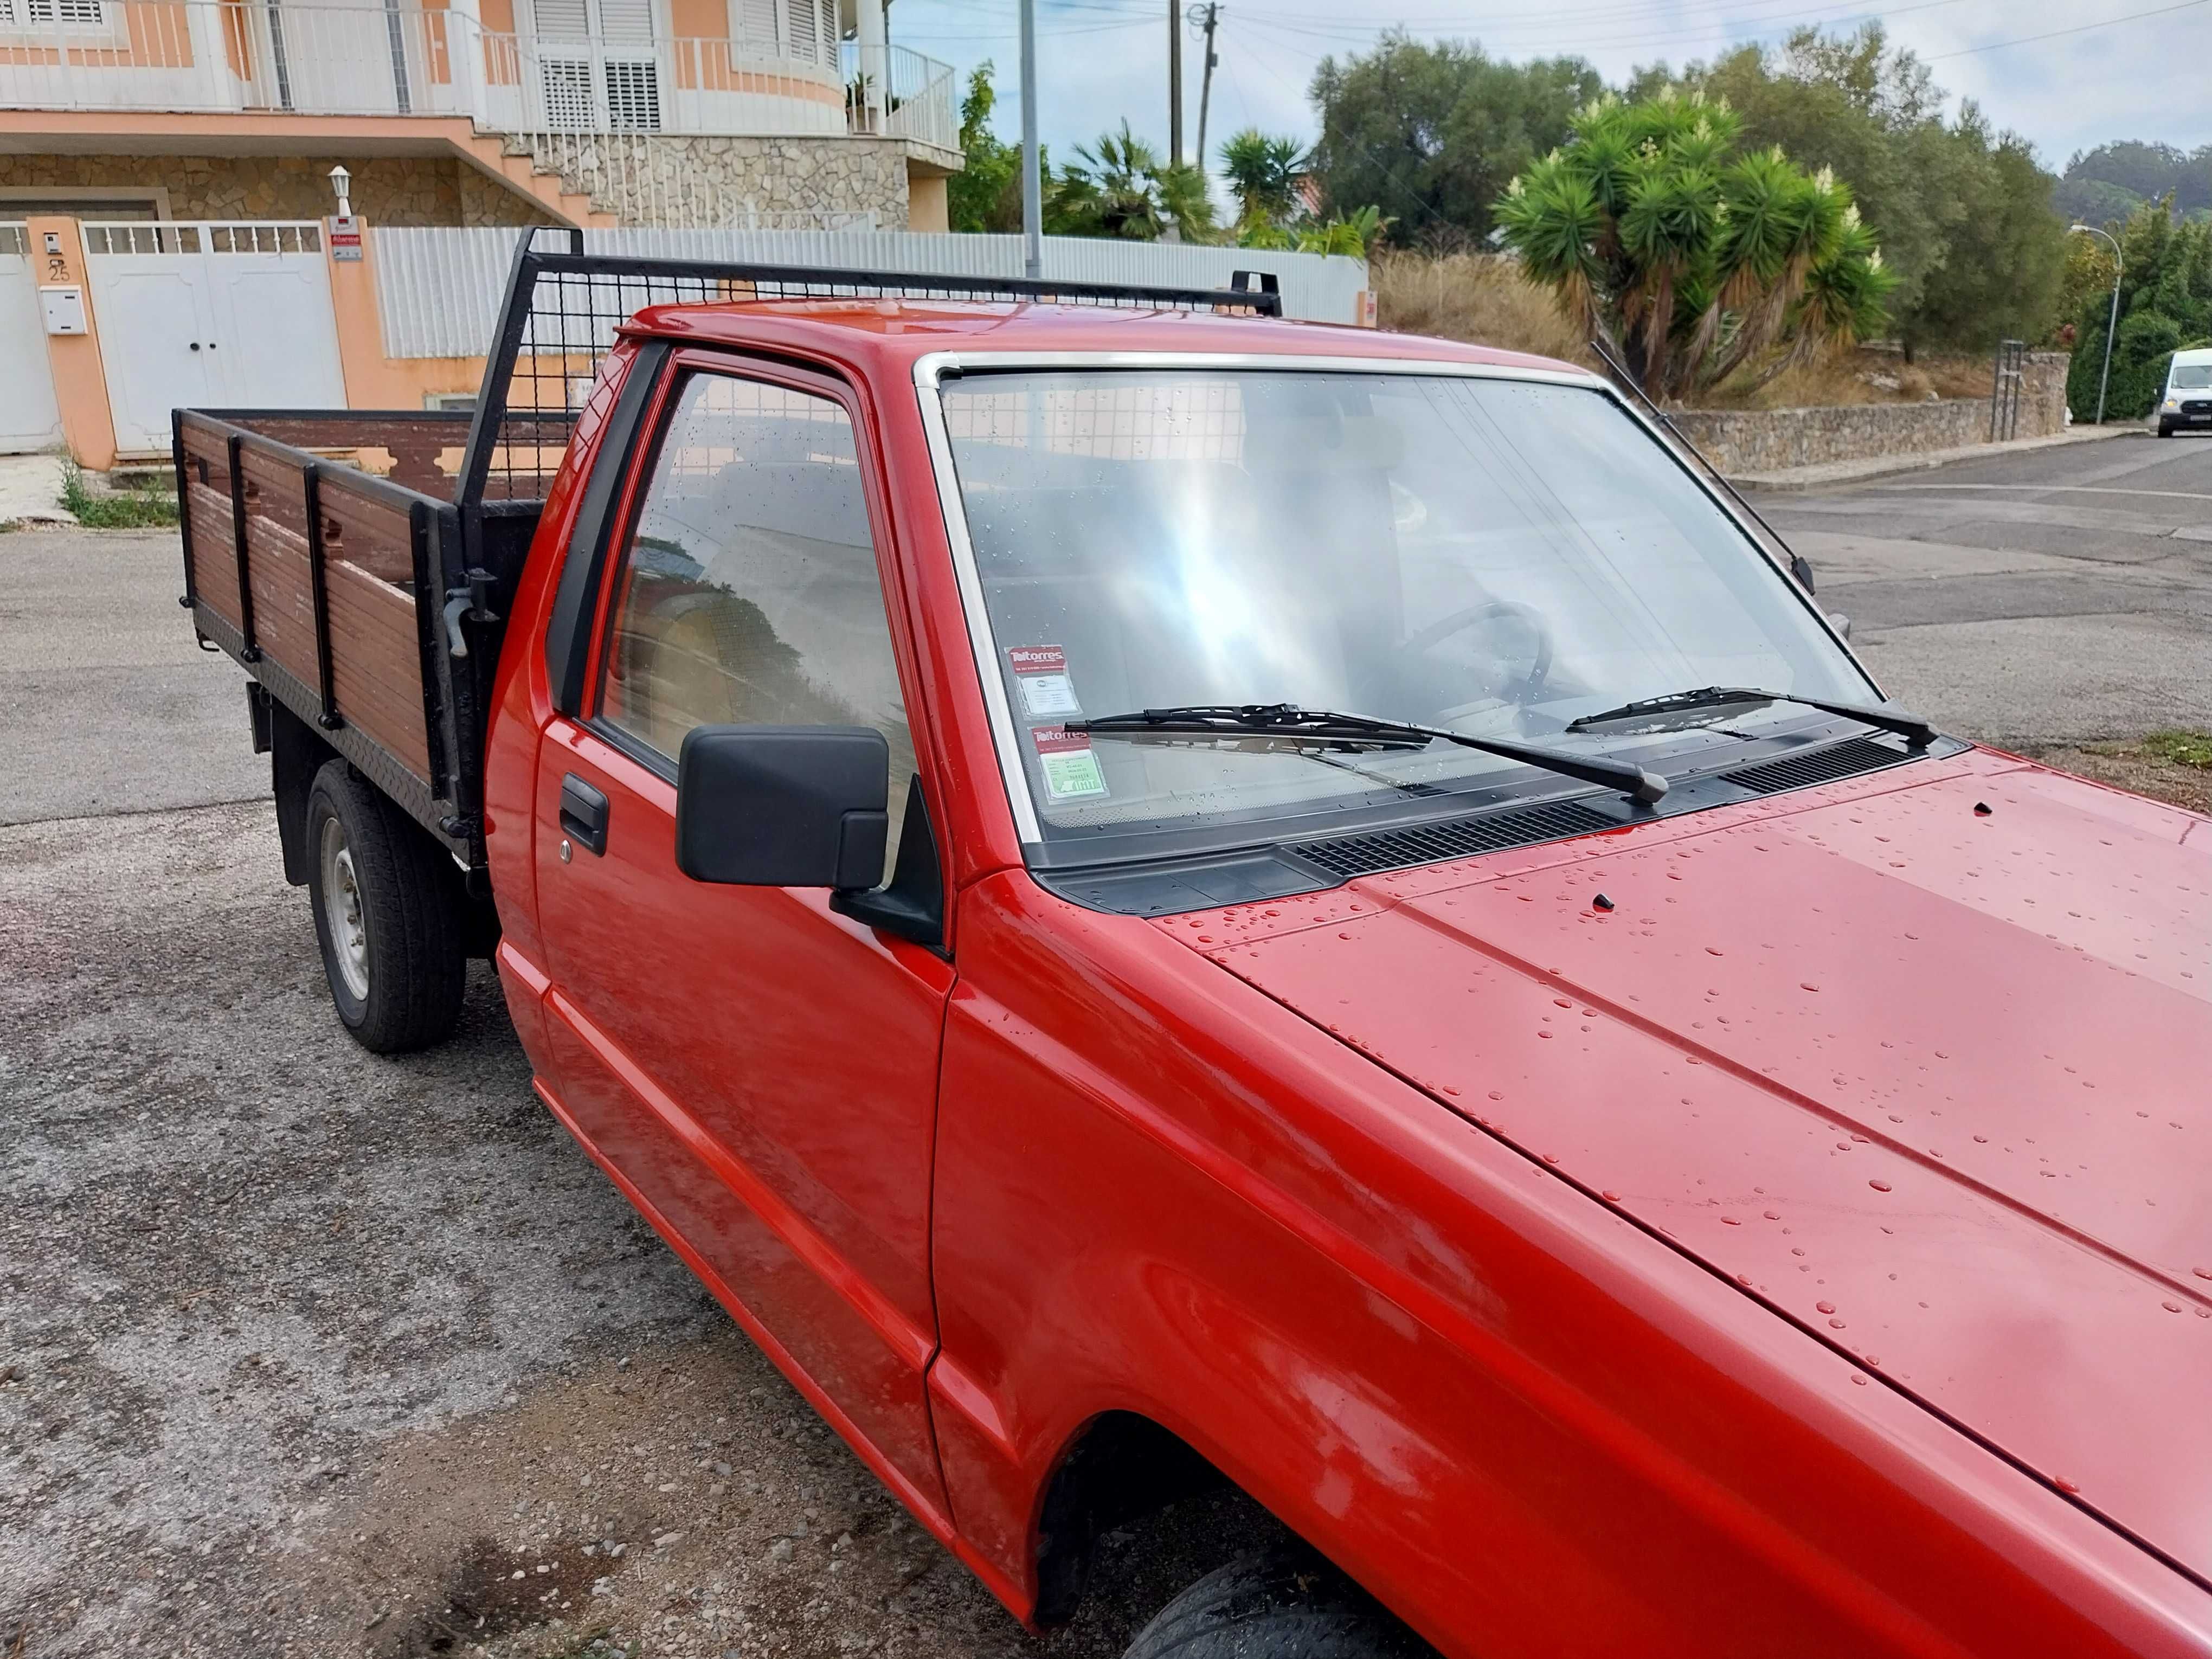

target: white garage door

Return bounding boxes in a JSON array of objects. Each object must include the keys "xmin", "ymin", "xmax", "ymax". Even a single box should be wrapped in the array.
[
  {"xmin": 84, "ymin": 221, "xmax": 348, "ymax": 455},
  {"xmin": 0, "ymin": 223, "xmax": 66, "ymax": 454}
]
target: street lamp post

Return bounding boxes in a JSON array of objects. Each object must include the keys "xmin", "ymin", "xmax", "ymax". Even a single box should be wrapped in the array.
[
  {"xmin": 2068, "ymin": 223, "xmax": 2122, "ymax": 427},
  {"xmin": 1020, "ymin": 0, "xmax": 1041, "ymax": 280}
]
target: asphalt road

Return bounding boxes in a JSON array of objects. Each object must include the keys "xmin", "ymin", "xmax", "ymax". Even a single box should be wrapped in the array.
[
  {"xmin": 1760, "ymin": 432, "xmax": 2212, "ymax": 744},
  {"xmin": 2, "ymin": 434, "xmax": 2207, "ymax": 1658}
]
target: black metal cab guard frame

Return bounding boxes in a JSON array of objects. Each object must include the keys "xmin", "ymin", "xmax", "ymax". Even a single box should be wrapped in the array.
[{"xmin": 174, "ymin": 228, "xmax": 1288, "ymax": 877}]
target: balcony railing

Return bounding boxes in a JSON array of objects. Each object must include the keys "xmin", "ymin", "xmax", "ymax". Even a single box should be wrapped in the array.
[
  {"xmin": 840, "ymin": 41, "xmax": 956, "ymax": 152},
  {"xmin": 0, "ymin": 0, "xmax": 955, "ymax": 150}
]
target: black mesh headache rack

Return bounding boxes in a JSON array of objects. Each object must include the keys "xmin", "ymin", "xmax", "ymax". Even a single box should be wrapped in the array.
[{"xmin": 172, "ymin": 227, "xmax": 1287, "ymax": 876}]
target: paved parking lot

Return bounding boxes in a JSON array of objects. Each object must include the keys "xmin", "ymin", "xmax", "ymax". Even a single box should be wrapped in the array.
[{"xmin": 2, "ymin": 432, "xmax": 2207, "ymax": 1658}]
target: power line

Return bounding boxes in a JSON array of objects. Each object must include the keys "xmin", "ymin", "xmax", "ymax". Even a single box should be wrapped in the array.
[
  {"xmin": 1926, "ymin": 0, "xmax": 2208, "ymax": 56},
  {"xmin": 1238, "ymin": 0, "xmax": 1980, "ymax": 54}
]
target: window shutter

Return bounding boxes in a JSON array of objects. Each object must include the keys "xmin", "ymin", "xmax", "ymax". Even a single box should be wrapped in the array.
[
  {"xmin": 596, "ymin": 0, "xmax": 653, "ymax": 46},
  {"xmin": 604, "ymin": 59, "xmax": 661, "ymax": 129},
  {"xmin": 782, "ymin": 0, "xmax": 814, "ymax": 61},
  {"xmin": 531, "ymin": 0, "xmax": 588, "ymax": 40},
  {"xmin": 539, "ymin": 56, "xmax": 594, "ymax": 126},
  {"xmin": 732, "ymin": 0, "xmax": 775, "ymax": 49}
]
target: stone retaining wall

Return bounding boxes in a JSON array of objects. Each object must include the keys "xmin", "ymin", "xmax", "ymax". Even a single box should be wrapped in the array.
[{"xmin": 1670, "ymin": 350, "xmax": 2070, "ymax": 473}]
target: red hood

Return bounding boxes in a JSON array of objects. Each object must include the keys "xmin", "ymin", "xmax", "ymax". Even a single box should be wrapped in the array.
[{"xmin": 1159, "ymin": 747, "xmax": 2212, "ymax": 1587}]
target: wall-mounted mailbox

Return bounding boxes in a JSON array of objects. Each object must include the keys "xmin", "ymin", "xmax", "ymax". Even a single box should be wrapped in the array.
[{"xmin": 40, "ymin": 286, "xmax": 87, "ymax": 336}]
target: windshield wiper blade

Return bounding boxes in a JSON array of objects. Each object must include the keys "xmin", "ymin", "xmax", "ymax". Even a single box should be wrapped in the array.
[
  {"xmin": 1065, "ymin": 703, "xmax": 1669, "ymax": 805},
  {"xmin": 1566, "ymin": 685, "xmax": 1936, "ymax": 746}
]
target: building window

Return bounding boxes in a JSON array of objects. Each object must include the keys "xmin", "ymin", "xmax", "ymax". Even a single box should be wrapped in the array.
[{"xmin": 0, "ymin": 0, "xmax": 107, "ymax": 24}]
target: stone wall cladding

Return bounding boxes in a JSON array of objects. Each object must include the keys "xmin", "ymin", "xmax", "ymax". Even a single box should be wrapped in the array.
[
  {"xmin": 543, "ymin": 133, "xmax": 909, "ymax": 224},
  {"xmin": 1671, "ymin": 352, "xmax": 2071, "ymax": 473},
  {"xmin": 0, "ymin": 153, "xmax": 553, "ymax": 227}
]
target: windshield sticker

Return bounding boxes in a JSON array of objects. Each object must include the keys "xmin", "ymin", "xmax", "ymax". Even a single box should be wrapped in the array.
[
  {"xmin": 1031, "ymin": 725, "xmax": 1109, "ymax": 801},
  {"xmin": 1008, "ymin": 644, "xmax": 1083, "ymax": 720}
]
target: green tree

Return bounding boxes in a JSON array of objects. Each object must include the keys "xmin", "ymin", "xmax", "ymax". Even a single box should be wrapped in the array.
[
  {"xmin": 1219, "ymin": 128, "xmax": 1306, "ymax": 228},
  {"xmin": 948, "ymin": 61, "xmax": 1018, "ymax": 233},
  {"xmin": 1899, "ymin": 119, "xmax": 2067, "ymax": 351},
  {"xmin": 1307, "ymin": 34, "xmax": 1600, "ymax": 244},
  {"xmin": 1671, "ymin": 25, "xmax": 2069, "ymax": 354},
  {"xmin": 2065, "ymin": 197, "xmax": 2212, "ymax": 419},
  {"xmin": 1052, "ymin": 122, "xmax": 1218, "ymax": 243},
  {"xmin": 1494, "ymin": 89, "xmax": 1895, "ymax": 397}
]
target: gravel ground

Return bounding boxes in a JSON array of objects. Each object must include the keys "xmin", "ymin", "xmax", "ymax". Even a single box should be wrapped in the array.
[{"xmin": 0, "ymin": 799, "xmax": 1270, "ymax": 1657}]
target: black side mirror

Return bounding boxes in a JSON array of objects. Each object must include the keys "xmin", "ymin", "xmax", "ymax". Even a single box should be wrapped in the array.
[{"xmin": 676, "ymin": 725, "xmax": 887, "ymax": 889}]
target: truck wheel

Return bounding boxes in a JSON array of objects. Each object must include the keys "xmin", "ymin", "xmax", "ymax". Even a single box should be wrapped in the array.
[
  {"xmin": 1123, "ymin": 1548, "xmax": 1431, "ymax": 1659},
  {"xmin": 2158, "ymin": 420, "xmax": 2176, "ymax": 438},
  {"xmin": 305, "ymin": 759, "xmax": 466, "ymax": 1053}
]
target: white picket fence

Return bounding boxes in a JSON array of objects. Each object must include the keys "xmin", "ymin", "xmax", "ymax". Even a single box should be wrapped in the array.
[{"xmin": 371, "ymin": 227, "xmax": 1371, "ymax": 359}]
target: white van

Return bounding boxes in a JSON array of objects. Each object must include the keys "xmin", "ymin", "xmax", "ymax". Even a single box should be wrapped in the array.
[{"xmin": 2157, "ymin": 345, "xmax": 2212, "ymax": 436}]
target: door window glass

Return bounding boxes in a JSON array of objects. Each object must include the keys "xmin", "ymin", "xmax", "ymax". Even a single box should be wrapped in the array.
[{"xmin": 599, "ymin": 370, "xmax": 913, "ymax": 870}]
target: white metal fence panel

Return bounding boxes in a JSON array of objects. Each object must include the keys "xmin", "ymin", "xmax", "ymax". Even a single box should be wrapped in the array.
[
  {"xmin": 372, "ymin": 227, "xmax": 1371, "ymax": 358},
  {"xmin": 0, "ymin": 223, "xmax": 66, "ymax": 454},
  {"xmin": 83, "ymin": 221, "xmax": 346, "ymax": 454}
]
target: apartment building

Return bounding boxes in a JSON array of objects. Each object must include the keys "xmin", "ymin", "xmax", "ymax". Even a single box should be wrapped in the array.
[{"xmin": 0, "ymin": 0, "xmax": 960, "ymax": 456}]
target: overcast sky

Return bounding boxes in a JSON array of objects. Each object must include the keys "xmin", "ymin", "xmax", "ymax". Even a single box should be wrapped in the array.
[{"xmin": 885, "ymin": 0, "xmax": 2212, "ymax": 184}]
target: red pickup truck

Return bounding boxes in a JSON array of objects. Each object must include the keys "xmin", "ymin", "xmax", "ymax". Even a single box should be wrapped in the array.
[{"xmin": 177, "ymin": 234, "xmax": 2212, "ymax": 1657}]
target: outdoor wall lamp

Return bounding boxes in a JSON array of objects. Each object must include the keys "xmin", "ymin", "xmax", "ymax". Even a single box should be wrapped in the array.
[{"xmin": 329, "ymin": 164, "xmax": 353, "ymax": 218}]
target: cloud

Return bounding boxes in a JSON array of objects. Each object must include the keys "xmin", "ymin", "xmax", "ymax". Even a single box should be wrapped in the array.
[{"xmin": 886, "ymin": 0, "xmax": 2212, "ymax": 175}]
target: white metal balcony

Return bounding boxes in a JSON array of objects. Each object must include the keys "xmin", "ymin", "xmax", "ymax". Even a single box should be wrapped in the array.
[{"xmin": 0, "ymin": 0, "xmax": 956, "ymax": 150}]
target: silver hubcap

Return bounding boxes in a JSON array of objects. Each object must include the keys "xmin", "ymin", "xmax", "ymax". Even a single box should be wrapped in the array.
[{"xmin": 319, "ymin": 816, "xmax": 370, "ymax": 1002}]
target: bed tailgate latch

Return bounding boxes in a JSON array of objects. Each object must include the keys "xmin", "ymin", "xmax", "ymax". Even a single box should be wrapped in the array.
[{"xmin": 442, "ymin": 568, "xmax": 502, "ymax": 659}]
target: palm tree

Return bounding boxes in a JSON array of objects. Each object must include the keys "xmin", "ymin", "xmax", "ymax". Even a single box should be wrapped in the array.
[
  {"xmin": 1219, "ymin": 128, "xmax": 1306, "ymax": 227},
  {"xmin": 1058, "ymin": 121, "xmax": 1219, "ymax": 242},
  {"xmin": 1494, "ymin": 92, "xmax": 1895, "ymax": 397}
]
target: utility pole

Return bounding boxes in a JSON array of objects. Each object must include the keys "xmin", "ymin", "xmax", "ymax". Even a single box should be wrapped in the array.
[
  {"xmin": 1193, "ymin": 4, "xmax": 1220, "ymax": 176},
  {"xmin": 1020, "ymin": 0, "xmax": 1041, "ymax": 279},
  {"xmin": 1168, "ymin": 0, "xmax": 1184, "ymax": 166}
]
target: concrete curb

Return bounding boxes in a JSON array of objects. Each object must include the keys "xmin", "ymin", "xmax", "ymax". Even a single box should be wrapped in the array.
[{"xmin": 1728, "ymin": 423, "xmax": 2144, "ymax": 493}]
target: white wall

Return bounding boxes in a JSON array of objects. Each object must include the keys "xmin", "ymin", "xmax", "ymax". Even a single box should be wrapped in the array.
[{"xmin": 371, "ymin": 225, "xmax": 1371, "ymax": 358}]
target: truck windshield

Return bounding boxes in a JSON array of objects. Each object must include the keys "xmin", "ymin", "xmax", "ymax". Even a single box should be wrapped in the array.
[
  {"xmin": 2172, "ymin": 365, "xmax": 2212, "ymax": 389},
  {"xmin": 936, "ymin": 368, "xmax": 1873, "ymax": 848}
]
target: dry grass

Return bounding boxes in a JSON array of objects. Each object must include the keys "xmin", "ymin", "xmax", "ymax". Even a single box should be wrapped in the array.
[
  {"xmin": 1372, "ymin": 252, "xmax": 2002, "ymax": 410},
  {"xmin": 1372, "ymin": 251, "xmax": 1597, "ymax": 370}
]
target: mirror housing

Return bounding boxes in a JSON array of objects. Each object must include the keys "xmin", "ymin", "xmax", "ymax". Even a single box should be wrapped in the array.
[{"xmin": 676, "ymin": 726, "xmax": 888, "ymax": 889}]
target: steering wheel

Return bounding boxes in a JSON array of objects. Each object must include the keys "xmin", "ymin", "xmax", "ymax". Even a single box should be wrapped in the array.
[{"xmin": 1397, "ymin": 598, "xmax": 1554, "ymax": 711}]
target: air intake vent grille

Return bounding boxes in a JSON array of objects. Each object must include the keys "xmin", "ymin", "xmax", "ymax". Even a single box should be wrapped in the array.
[
  {"xmin": 1724, "ymin": 737, "xmax": 1910, "ymax": 796},
  {"xmin": 1291, "ymin": 799, "xmax": 1618, "ymax": 880}
]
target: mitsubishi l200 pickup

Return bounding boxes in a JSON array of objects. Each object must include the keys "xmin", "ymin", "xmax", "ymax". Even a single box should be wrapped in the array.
[{"xmin": 176, "ymin": 230, "xmax": 2212, "ymax": 1657}]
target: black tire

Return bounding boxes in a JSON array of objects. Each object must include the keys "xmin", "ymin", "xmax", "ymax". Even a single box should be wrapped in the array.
[
  {"xmin": 304, "ymin": 758, "xmax": 467, "ymax": 1053},
  {"xmin": 1124, "ymin": 1548, "xmax": 1431, "ymax": 1659},
  {"xmin": 2158, "ymin": 421, "xmax": 2175, "ymax": 438}
]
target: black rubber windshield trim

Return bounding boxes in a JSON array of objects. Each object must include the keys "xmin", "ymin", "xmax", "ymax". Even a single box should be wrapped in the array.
[{"xmin": 544, "ymin": 339, "xmax": 670, "ymax": 716}]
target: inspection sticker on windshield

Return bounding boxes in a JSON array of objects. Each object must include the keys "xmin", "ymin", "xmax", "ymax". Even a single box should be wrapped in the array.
[
  {"xmin": 1008, "ymin": 645, "xmax": 1082, "ymax": 720},
  {"xmin": 1031, "ymin": 726, "xmax": 1109, "ymax": 801}
]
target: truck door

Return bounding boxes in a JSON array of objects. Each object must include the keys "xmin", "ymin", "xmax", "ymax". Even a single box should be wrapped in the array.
[{"xmin": 531, "ymin": 357, "xmax": 952, "ymax": 1515}]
